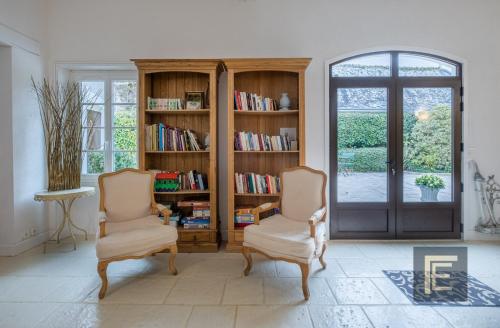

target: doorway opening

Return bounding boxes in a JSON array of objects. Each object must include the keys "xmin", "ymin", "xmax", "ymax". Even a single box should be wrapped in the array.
[{"xmin": 329, "ymin": 51, "xmax": 462, "ymax": 239}]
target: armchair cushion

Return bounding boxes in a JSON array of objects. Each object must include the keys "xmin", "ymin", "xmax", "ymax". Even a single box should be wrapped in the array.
[
  {"xmin": 101, "ymin": 171, "xmax": 152, "ymax": 222},
  {"xmin": 243, "ymin": 214, "xmax": 325, "ymax": 261},
  {"xmin": 96, "ymin": 215, "xmax": 177, "ymax": 260},
  {"xmin": 281, "ymin": 169, "xmax": 324, "ymax": 222}
]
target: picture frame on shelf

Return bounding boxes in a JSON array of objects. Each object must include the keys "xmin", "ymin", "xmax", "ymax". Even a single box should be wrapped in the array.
[{"xmin": 185, "ymin": 91, "xmax": 204, "ymax": 110}]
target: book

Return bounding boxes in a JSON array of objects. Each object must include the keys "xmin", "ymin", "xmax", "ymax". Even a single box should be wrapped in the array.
[
  {"xmin": 234, "ymin": 172, "xmax": 280, "ymax": 194},
  {"xmin": 154, "ymin": 171, "xmax": 208, "ymax": 191},
  {"xmin": 147, "ymin": 97, "xmax": 183, "ymax": 110},
  {"xmin": 234, "ymin": 131, "xmax": 292, "ymax": 151},
  {"xmin": 233, "ymin": 90, "xmax": 277, "ymax": 111},
  {"xmin": 145, "ymin": 124, "xmax": 202, "ymax": 151}
]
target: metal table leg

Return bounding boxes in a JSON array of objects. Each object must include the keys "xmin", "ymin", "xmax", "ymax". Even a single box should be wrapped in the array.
[{"xmin": 44, "ymin": 197, "xmax": 88, "ymax": 252}]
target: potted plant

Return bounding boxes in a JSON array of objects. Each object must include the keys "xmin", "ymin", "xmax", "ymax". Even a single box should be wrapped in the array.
[{"xmin": 415, "ymin": 174, "xmax": 445, "ymax": 201}]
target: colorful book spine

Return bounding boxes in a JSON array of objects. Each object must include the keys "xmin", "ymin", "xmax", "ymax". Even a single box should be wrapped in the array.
[
  {"xmin": 234, "ymin": 172, "xmax": 280, "ymax": 194},
  {"xmin": 233, "ymin": 90, "xmax": 277, "ymax": 111},
  {"xmin": 234, "ymin": 132, "xmax": 291, "ymax": 151},
  {"xmin": 145, "ymin": 124, "xmax": 202, "ymax": 151}
]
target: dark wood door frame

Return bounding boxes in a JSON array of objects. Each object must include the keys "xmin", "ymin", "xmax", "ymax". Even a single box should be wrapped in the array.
[{"xmin": 329, "ymin": 51, "xmax": 463, "ymax": 239}]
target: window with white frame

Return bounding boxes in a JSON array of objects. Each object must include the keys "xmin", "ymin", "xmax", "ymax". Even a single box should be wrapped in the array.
[{"xmin": 72, "ymin": 71, "xmax": 138, "ymax": 175}]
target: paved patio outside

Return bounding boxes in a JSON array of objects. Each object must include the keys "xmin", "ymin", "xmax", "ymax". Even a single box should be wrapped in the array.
[{"xmin": 337, "ymin": 172, "xmax": 452, "ymax": 202}]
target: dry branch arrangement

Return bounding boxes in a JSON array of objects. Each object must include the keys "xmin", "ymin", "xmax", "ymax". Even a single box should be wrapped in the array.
[{"xmin": 32, "ymin": 78, "xmax": 96, "ymax": 191}]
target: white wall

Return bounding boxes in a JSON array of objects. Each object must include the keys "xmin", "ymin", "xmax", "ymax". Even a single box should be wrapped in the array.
[
  {"xmin": 0, "ymin": 0, "xmax": 48, "ymax": 255},
  {"xmin": 39, "ymin": 0, "xmax": 500, "ymax": 240}
]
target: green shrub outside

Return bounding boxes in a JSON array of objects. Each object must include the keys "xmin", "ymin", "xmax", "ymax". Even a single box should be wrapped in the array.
[
  {"xmin": 337, "ymin": 107, "xmax": 451, "ymax": 173},
  {"xmin": 339, "ymin": 147, "xmax": 387, "ymax": 172}
]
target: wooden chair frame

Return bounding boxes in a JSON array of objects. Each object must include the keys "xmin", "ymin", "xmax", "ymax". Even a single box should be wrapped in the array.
[
  {"xmin": 241, "ymin": 166, "xmax": 328, "ymax": 300},
  {"xmin": 97, "ymin": 168, "xmax": 177, "ymax": 299}
]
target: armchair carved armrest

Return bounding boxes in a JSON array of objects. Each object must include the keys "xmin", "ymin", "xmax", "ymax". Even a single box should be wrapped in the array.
[
  {"xmin": 98, "ymin": 211, "xmax": 107, "ymax": 238},
  {"xmin": 153, "ymin": 203, "xmax": 173, "ymax": 225},
  {"xmin": 308, "ymin": 207, "xmax": 327, "ymax": 237},
  {"xmin": 251, "ymin": 201, "xmax": 280, "ymax": 225}
]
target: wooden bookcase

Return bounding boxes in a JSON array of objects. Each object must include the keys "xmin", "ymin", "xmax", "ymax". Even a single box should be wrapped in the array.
[
  {"xmin": 133, "ymin": 59, "xmax": 221, "ymax": 252},
  {"xmin": 224, "ymin": 58, "xmax": 311, "ymax": 251}
]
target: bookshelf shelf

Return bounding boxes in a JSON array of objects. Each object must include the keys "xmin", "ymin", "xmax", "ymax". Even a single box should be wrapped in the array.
[
  {"xmin": 146, "ymin": 109, "xmax": 211, "ymax": 115},
  {"xmin": 225, "ymin": 58, "xmax": 310, "ymax": 252},
  {"xmin": 234, "ymin": 110, "xmax": 299, "ymax": 115},
  {"xmin": 234, "ymin": 150, "xmax": 299, "ymax": 154},
  {"xmin": 235, "ymin": 193, "xmax": 280, "ymax": 197},
  {"xmin": 134, "ymin": 59, "xmax": 221, "ymax": 253},
  {"xmin": 146, "ymin": 151, "xmax": 210, "ymax": 154},
  {"xmin": 154, "ymin": 190, "xmax": 210, "ymax": 195}
]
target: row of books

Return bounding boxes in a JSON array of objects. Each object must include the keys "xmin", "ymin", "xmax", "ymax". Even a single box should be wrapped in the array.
[
  {"xmin": 234, "ymin": 131, "xmax": 293, "ymax": 151},
  {"xmin": 145, "ymin": 123, "xmax": 202, "ymax": 151},
  {"xmin": 154, "ymin": 171, "xmax": 207, "ymax": 192},
  {"xmin": 234, "ymin": 90, "xmax": 278, "ymax": 111},
  {"xmin": 234, "ymin": 172, "xmax": 280, "ymax": 195},
  {"xmin": 147, "ymin": 97, "xmax": 183, "ymax": 110},
  {"xmin": 234, "ymin": 208, "xmax": 254, "ymax": 228}
]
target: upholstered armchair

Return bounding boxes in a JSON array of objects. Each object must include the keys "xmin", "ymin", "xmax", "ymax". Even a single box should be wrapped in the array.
[
  {"xmin": 242, "ymin": 166, "xmax": 327, "ymax": 300},
  {"xmin": 96, "ymin": 168, "xmax": 178, "ymax": 299}
]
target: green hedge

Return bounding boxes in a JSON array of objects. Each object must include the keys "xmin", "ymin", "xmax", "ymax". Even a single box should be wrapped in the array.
[
  {"xmin": 339, "ymin": 147, "xmax": 387, "ymax": 172},
  {"xmin": 338, "ymin": 112, "xmax": 386, "ymax": 148}
]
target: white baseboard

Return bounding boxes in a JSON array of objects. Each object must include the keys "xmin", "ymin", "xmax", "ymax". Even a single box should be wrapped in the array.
[
  {"xmin": 0, "ymin": 231, "xmax": 50, "ymax": 256},
  {"xmin": 464, "ymin": 230, "xmax": 500, "ymax": 241}
]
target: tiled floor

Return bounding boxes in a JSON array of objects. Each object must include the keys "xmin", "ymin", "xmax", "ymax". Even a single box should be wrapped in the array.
[{"xmin": 1, "ymin": 239, "xmax": 500, "ymax": 327}]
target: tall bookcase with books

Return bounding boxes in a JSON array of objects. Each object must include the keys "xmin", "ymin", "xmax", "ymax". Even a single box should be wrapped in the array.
[
  {"xmin": 225, "ymin": 58, "xmax": 311, "ymax": 251},
  {"xmin": 133, "ymin": 59, "xmax": 221, "ymax": 252}
]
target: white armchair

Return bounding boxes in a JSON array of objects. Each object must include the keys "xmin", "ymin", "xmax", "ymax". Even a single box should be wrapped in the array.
[
  {"xmin": 242, "ymin": 166, "xmax": 327, "ymax": 300},
  {"xmin": 96, "ymin": 168, "xmax": 178, "ymax": 299}
]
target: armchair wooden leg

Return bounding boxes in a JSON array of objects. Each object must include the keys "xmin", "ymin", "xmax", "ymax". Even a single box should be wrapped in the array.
[
  {"xmin": 242, "ymin": 246, "xmax": 253, "ymax": 276},
  {"xmin": 319, "ymin": 242, "xmax": 327, "ymax": 269},
  {"xmin": 97, "ymin": 261, "xmax": 109, "ymax": 299},
  {"xmin": 299, "ymin": 263, "xmax": 310, "ymax": 300},
  {"xmin": 169, "ymin": 245, "xmax": 178, "ymax": 275}
]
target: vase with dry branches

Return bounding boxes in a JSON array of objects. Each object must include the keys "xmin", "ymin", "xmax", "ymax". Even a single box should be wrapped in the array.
[{"xmin": 32, "ymin": 78, "xmax": 95, "ymax": 191}]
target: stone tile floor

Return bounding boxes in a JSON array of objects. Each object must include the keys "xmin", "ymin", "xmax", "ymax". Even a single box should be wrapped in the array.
[{"xmin": 0, "ymin": 239, "xmax": 500, "ymax": 327}]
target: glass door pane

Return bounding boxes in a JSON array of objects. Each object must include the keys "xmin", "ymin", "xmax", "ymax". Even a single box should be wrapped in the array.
[
  {"xmin": 402, "ymin": 88, "xmax": 453, "ymax": 202},
  {"xmin": 337, "ymin": 88, "xmax": 388, "ymax": 202}
]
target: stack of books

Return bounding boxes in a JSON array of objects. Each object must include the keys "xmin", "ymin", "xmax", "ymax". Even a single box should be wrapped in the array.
[
  {"xmin": 234, "ymin": 208, "xmax": 254, "ymax": 228},
  {"xmin": 234, "ymin": 172, "xmax": 280, "ymax": 195},
  {"xmin": 234, "ymin": 131, "xmax": 292, "ymax": 151},
  {"xmin": 145, "ymin": 123, "xmax": 201, "ymax": 151},
  {"xmin": 178, "ymin": 200, "xmax": 210, "ymax": 229},
  {"xmin": 234, "ymin": 90, "xmax": 277, "ymax": 111},
  {"xmin": 147, "ymin": 97, "xmax": 183, "ymax": 110},
  {"xmin": 155, "ymin": 172, "xmax": 179, "ymax": 192},
  {"xmin": 154, "ymin": 171, "xmax": 207, "ymax": 192}
]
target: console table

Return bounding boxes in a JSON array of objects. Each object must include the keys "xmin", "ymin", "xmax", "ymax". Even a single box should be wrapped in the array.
[{"xmin": 34, "ymin": 187, "xmax": 95, "ymax": 252}]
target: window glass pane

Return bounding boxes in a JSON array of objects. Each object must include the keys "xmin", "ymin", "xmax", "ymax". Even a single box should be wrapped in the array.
[
  {"xmin": 399, "ymin": 54, "xmax": 457, "ymax": 77},
  {"xmin": 113, "ymin": 128, "xmax": 137, "ymax": 151},
  {"xmin": 81, "ymin": 81, "xmax": 104, "ymax": 103},
  {"xmin": 113, "ymin": 80, "xmax": 137, "ymax": 103},
  {"xmin": 83, "ymin": 127, "xmax": 104, "ymax": 151},
  {"xmin": 113, "ymin": 105, "xmax": 136, "ymax": 127},
  {"xmin": 113, "ymin": 151, "xmax": 137, "ymax": 170},
  {"xmin": 337, "ymin": 88, "xmax": 387, "ymax": 110},
  {"xmin": 403, "ymin": 88, "xmax": 453, "ymax": 202},
  {"xmin": 84, "ymin": 105, "xmax": 104, "ymax": 128},
  {"xmin": 337, "ymin": 88, "xmax": 388, "ymax": 202},
  {"xmin": 82, "ymin": 151, "xmax": 104, "ymax": 174},
  {"xmin": 332, "ymin": 53, "xmax": 391, "ymax": 77}
]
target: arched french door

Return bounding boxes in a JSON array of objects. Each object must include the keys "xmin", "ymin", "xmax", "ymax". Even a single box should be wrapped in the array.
[{"xmin": 329, "ymin": 51, "xmax": 462, "ymax": 239}]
